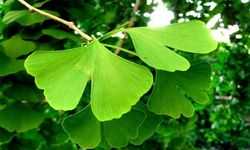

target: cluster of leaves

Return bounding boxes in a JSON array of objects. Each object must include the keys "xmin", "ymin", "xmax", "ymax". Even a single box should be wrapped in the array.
[
  {"xmin": 151, "ymin": 0, "xmax": 250, "ymax": 149},
  {"xmin": 0, "ymin": 0, "xmax": 218, "ymax": 149}
]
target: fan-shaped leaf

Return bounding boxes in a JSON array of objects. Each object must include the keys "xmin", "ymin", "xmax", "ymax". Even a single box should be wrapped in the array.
[
  {"xmin": 124, "ymin": 20, "xmax": 217, "ymax": 71},
  {"xmin": 148, "ymin": 20, "xmax": 218, "ymax": 53},
  {"xmin": 148, "ymin": 62, "xmax": 212, "ymax": 118},
  {"xmin": 25, "ymin": 46, "xmax": 92, "ymax": 110},
  {"xmin": 25, "ymin": 39, "xmax": 153, "ymax": 121},
  {"xmin": 62, "ymin": 106, "xmax": 101, "ymax": 149},
  {"xmin": 125, "ymin": 28, "xmax": 190, "ymax": 72},
  {"xmin": 62, "ymin": 105, "xmax": 146, "ymax": 149}
]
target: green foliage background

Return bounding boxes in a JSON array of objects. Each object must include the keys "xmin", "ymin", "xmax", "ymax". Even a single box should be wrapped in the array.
[{"xmin": 0, "ymin": 0, "xmax": 249, "ymax": 149}]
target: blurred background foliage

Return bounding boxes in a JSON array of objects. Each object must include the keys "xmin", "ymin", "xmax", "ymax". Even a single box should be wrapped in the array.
[{"xmin": 0, "ymin": 0, "xmax": 249, "ymax": 149}]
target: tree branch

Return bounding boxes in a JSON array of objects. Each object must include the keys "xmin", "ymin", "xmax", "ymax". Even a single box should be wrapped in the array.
[
  {"xmin": 115, "ymin": 0, "xmax": 141, "ymax": 55},
  {"xmin": 18, "ymin": 0, "xmax": 93, "ymax": 41}
]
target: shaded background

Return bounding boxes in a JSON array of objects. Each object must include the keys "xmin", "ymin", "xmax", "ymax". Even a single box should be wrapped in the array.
[{"xmin": 0, "ymin": 0, "xmax": 249, "ymax": 149}]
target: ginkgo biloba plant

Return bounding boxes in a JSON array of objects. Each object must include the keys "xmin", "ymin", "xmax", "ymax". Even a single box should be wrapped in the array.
[{"xmin": 0, "ymin": 0, "xmax": 218, "ymax": 149}]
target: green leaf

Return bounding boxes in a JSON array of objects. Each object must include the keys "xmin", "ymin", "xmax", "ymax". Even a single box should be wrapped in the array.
[
  {"xmin": 17, "ymin": 10, "xmax": 59, "ymax": 26},
  {"xmin": 1, "ymin": 34, "xmax": 36, "ymax": 59},
  {"xmin": 125, "ymin": 28, "xmax": 190, "ymax": 72},
  {"xmin": 0, "ymin": 103, "xmax": 45, "ymax": 133},
  {"xmin": 42, "ymin": 29, "xmax": 83, "ymax": 42},
  {"xmin": 151, "ymin": 20, "xmax": 218, "ymax": 53},
  {"xmin": 104, "ymin": 108, "xmax": 145, "ymax": 147},
  {"xmin": 3, "ymin": 0, "xmax": 15, "ymax": 7},
  {"xmin": 3, "ymin": 82, "xmax": 44, "ymax": 103},
  {"xmin": 148, "ymin": 62, "xmax": 212, "ymax": 119},
  {"xmin": 2, "ymin": 10, "xmax": 27, "ymax": 24},
  {"xmin": 3, "ymin": 10, "xmax": 59, "ymax": 26},
  {"xmin": 25, "ymin": 39, "xmax": 153, "ymax": 121},
  {"xmin": 124, "ymin": 20, "xmax": 218, "ymax": 71},
  {"xmin": 0, "ymin": 51, "xmax": 24, "ymax": 77},
  {"xmin": 62, "ymin": 105, "xmax": 146, "ymax": 149},
  {"xmin": 62, "ymin": 106, "xmax": 101, "ymax": 149},
  {"xmin": 130, "ymin": 102, "xmax": 163, "ymax": 145},
  {"xmin": 25, "ymin": 46, "xmax": 91, "ymax": 111},
  {"xmin": 0, "ymin": 128, "xmax": 14, "ymax": 145}
]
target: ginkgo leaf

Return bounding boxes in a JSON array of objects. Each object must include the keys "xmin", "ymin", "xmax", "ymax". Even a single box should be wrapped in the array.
[
  {"xmin": 25, "ymin": 39, "xmax": 153, "ymax": 121},
  {"xmin": 147, "ymin": 20, "xmax": 218, "ymax": 53},
  {"xmin": 3, "ymin": 10, "xmax": 59, "ymax": 26},
  {"xmin": 90, "ymin": 41, "xmax": 152, "ymax": 121},
  {"xmin": 1, "ymin": 34, "xmax": 36, "ymax": 59},
  {"xmin": 25, "ymin": 46, "xmax": 92, "ymax": 110},
  {"xmin": 0, "ymin": 103, "xmax": 45, "ymax": 133},
  {"xmin": 124, "ymin": 20, "xmax": 217, "ymax": 71},
  {"xmin": 130, "ymin": 102, "xmax": 163, "ymax": 145},
  {"xmin": 0, "ymin": 51, "xmax": 24, "ymax": 77},
  {"xmin": 62, "ymin": 105, "xmax": 146, "ymax": 149},
  {"xmin": 125, "ymin": 28, "xmax": 190, "ymax": 72},
  {"xmin": 104, "ymin": 108, "xmax": 145, "ymax": 147},
  {"xmin": 148, "ymin": 62, "xmax": 212, "ymax": 119},
  {"xmin": 62, "ymin": 106, "xmax": 101, "ymax": 149}
]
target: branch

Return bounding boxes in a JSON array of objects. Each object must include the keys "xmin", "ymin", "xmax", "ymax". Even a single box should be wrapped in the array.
[
  {"xmin": 115, "ymin": 0, "xmax": 141, "ymax": 55},
  {"xmin": 18, "ymin": 0, "xmax": 93, "ymax": 41}
]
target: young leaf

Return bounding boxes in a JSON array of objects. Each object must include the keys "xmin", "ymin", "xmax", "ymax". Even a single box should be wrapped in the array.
[
  {"xmin": 0, "ymin": 103, "xmax": 45, "ymax": 133},
  {"xmin": 25, "ymin": 39, "xmax": 153, "ymax": 121},
  {"xmin": 124, "ymin": 20, "xmax": 218, "ymax": 71},
  {"xmin": 148, "ymin": 62, "xmax": 212, "ymax": 119},
  {"xmin": 0, "ymin": 51, "xmax": 24, "ymax": 77},
  {"xmin": 62, "ymin": 105, "xmax": 146, "ymax": 149},
  {"xmin": 1, "ymin": 34, "xmax": 36, "ymax": 59}
]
